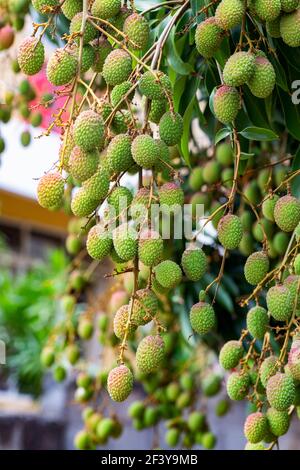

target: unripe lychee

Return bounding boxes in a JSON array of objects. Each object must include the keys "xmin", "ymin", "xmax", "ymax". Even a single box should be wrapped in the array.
[
  {"xmin": 250, "ymin": 0, "xmax": 281, "ymax": 21},
  {"xmin": 215, "ymin": 0, "xmax": 246, "ymax": 30},
  {"xmin": 69, "ymin": 146, "xmax": 99, "ymax": 183},
  {"xmin": 130, "ymin": 187, "xmax": 150, "ymax": 221},
  {"xmin": 31, "ymin": 0, "xmax": 59, "ymax": 13},
  {"xmin": 61, "ymin": 0, "xmax": 82, "ymax": 19},
  {"xmin": 107, "ymin": 186, "xmax": 133, "ymax": 215},
  {"xmin": 112, "ymin": 223, "xmax": 138, "ymax": 261},
  {"xmin": 158, "ymin": 182, "xmax": 184, "ymax": 210},
  {"xmin": 131, "ymin": 288, "xmax": 158, "ymax": 326},
  {"xmin": 281, "ymin": 0, "xmax": 299, "ymax": 12},
  {"xmin": 74, "ymin": 430, "xmax": 92, "ymax": 450},
  {"xmin": 139, "ymin": 70, "xmax": 172, "ymax": 100},
  {"xmin": 40, "ymin": 346, "xmax": 55, "ymax": 367},
  {"xmin": 148, "ymin": 99, "xmax": 167, "ymax": 124},
  {"xmin": 217, "ymin": 214, "xmax": 243, "ymax": 250},
  {"xmin": 47, "ymin": 48, "xmax": 77, "ymax": 86},
  {"xmin": 136, "ymin": 335, "xmax": 165, "ymax": 374},
  {"xmin": 17, "ymin": 37, "xmax": 44, "ymax": 76},
  {"xmin": 195, "ymin": 17, "xmax": 224, "ymax": 58},
  {"xmin": 216, "ymin": 142, "xmax": 233, "ymax": 166},
  {"xmin": 106, "ymin": 134, "xmax": 134, "ymax": 173},
  {"xmin": 70, "ymin": 12, "xmax": 97, "ymax": 44},
  {"xmin": 86, "ymin": 224, "xmax": 112, "ymax": 260},
  {"xmin": 73, "ymin": 110, "xmax": 105, "ymax": 151},
  {"xmin": 123, "ymin": 13, "xmax": 149, "ymax": 50},
  {"xmin": 188, "ymin": 167, "xmax": 204, "ymax": 191},
  {"xmin": 266, "ymin": 284, "xmax": 293, "ymax": 322},
  {"xmin": 131, "ymin": 134, "xmax": 159, "ymax": 169},
  {"xmin": 266, "ymin": 372, "xmax": 296, "ymax": 411},
  {"xmin": 102, "ymin": 49, "xmax": 132, "ymax": 86},
  {"xmin": 288, "ymin": 339, "xmax": 300, "ymax": 381},
  {"xmin": 223, "ymin": 52, "xmax": 255, "ymax": 87},
  {"xmin": 138, "ymin": 230, "xmax": 163, "ymax": 267},
  {"xmin": 159, "ymin": 111, "xmax": 183, "ymax": 146},
  {"xmin": 187, "ymin": 411, "xmax": 206, "ymax": 432},
  {"xmin": 78, "ymin": 318, "xmax": 94, "ymax": 339},
  {"xmin": 77, "ymin": 44, "xmax": 95, "ymax": 73},
  {"xmin": 203, "ymin": 160, "xmax": 221, "ymax": 184},
  {"xmin": 189, "ymin": 301, "xmax": 216, "ymax": 335},
  {"xmin": 111, "ymin": 81, "xmax": 133, "ymax": 108},
  {"xmin": 90, "ymin": 37, "xmax": 112, "ymax": 73},
  {"xmin": 165, "ymin": 428, "xmax": 180, "ymax": 447},
  {"xmin": 284, "ymin": 274, "xmax": 300, "ymax": 309},
  {"xmin": 181, "ymin": 247, "xmax": 207, "ymax": 281},
  {"xmin": 244, "ymin": 251, "xmax": 269, "ymax": 285},
  {"xmin": 247, "ymin": 306, "xmax": 269, "ymax": 339},
  {"xmin": 91, "ymin": 0, "xmax": 121, "ymax": 19},
  {"xmin": 113, "ymin": 304, "xmax": 136, "ymax": 339},
  {"xmin": 154, "ymin": 260, "xmax": 182, "ymax": 289},
  {"xmin": 71, "ymin": 187, "xmax": 99, "ymax": 217},
  {"xmin": 213, "ymin": 85, "xmax": 241, "ymax": 124},
  {"xmin": 219, "ymin": 340, "xmax": 244, "ymax": 370},
  {"xmin": 266, "ymin": 18, "xmax": 281, "ymax": 37},
  {"xmin": 280, "ymin": 9, "xmax": 300, "ymax": 47},
  {"xmin": 259, "ymin": 355, "xmax": 278, "ymax": 388},
  {"xmin": 245, "ymin": 442, "xmax": 265, "ymax": 450},
  {"xmin": 274, "ymin": 195, "xmax": 300, "ymax": 232},
  {"xmin": 262, "ymin": 195, "xmax": 279, "ymax": 221},
  {"xmin": 244, "ymin": 412, "xmax": 268, "ymax": 444},
  {"xmin": 267, "ymin": 408, "xmax": 290, "ymax": 437},
  {"xmin": 107, "ymin": 365, "xmax": 133, "ymax": 402},
  {"xmin": 37, "ymin": 172, "xmax": 64, "ymax": 210},
  {"xmin": 226, "ymin": 371, "xmax": 250, "ymax": 400},
  {"xmin": 247, "ymin": 55, "xmax": 276, "ymax": 98}
]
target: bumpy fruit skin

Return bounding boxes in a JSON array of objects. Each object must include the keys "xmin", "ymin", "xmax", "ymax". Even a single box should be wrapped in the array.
[
  {"xmin": 73, "ymin": 110, "xmax": 104, "ymax": 151},
  {"xmin": 107, "ymin": 186, "xmax": 132, "ymax": 215},
  {"xmin": 130, "ymin": 187, "xmax": 150, "ymax": 220},
  {"xmin": 244, "ymin": 251, "xmax": 269, "ymax": 285},
  {"xmin": 131, "ymin": 288, "xmax": 158, "ymax": 325},
  {"xmin": 102, "ymin": 49, "xmax": 132, "ymax": 86},
  {"xmin": 181, "ymin": 247, "xmax": 207, "ymax": 281},
  {"xmin": 159, "ymin": 111, "xmax": 183, "ymax": 146},
  {"xmin": 86, "ymin": 224, "xmax": 112, "ymax": 260},
  {"xmin": 266, "ymin": 18, "xmax": 281, "ymax": 37},
  {"xmin": 226, "ymin": 371, "xmax": 250, "ymax": 400},
  {"xmin": 131, "ymin": 135, "xmax": 159, "ymax": 169},
  {"xmin": 165, "ymin": 428, "xmax": 180, "ymax": 447},
  {"xmin": 113, "ymin": 304, "xmax": 136, "ymax": 339},
  {"xmin": 189, "ymin": 301, "xmax": 216, "ymax": 335},
  {"xmin": 267, "ymin": 408, "xmax": 290, "ymax": 437},
  {"xmin": 17, "ymin": 37, "xmax": 44, "ymax": 76},
  {"xmin": 158, "ymin": 182, "xmax": 184, "ymax": 209},
  {"xmin": 107, "ymin": 365, "xmax": 133, "ymax": 402},
  {"xmin": 111, "ymin": 81, "xmax": 133, "ymax": 108},
  {"xmin": 90, "ymin": 37, "xmax": 112, "ymax": 73},
  {"xmin": 266, "ymin": 373, "xmax": 296, "ymax": 411},
  {"xmin": 74, "ymin": 430, "xmax": 92, "ymax": 450},
  {"xmin": 32, "ymin": 0, "xmax": 59, "ymax": 13},
  {"xmin": 280, "ymin": 9, "xmax": 300, "ymax": 47},
  {"xmin": 266, "ymin": 284, "xmax": 293, "ymax": 322},
  {"xmin": 69, "ymin": 146, "xmax": 99, "ymax": 183},
  {"xmin": 217, "ymin": 214, "xmax": 243, "ymax": 250},
  {"xmin": 262, "ymin": 195, "xmax": 279, "ymax": 221},
  {"xmin": 247, "ymin": 306, "xmax": 269, "ymax": 339},
  {"xmin": 61, "ymin": 0, "xmax": 82, "ymax": 19},
  {"xmin": 40, "ymin": 346, "xmax": 55, "ymax": 367},
  {"xmin": 284, "ymin": 274, "xmax": 300, "ymax": 309},
  {"xmin": 274, "ymin": 195, "xmax": 300, "ymax": 232},
  {"xmin": 259, "ymin": 355, "xmax": 278, "ymax": 388},
  {"xmin": 219, "ymin": 340, "xmax": 244, "ymax": 370},
  {"xmin": 189, "ymin": 167, "xmax": 204, "ymax": 191},
  {"xmin": 91, "ymin": 0, "xmax": 121, "ymax": 19},
  {"xmin": 288, "ymin": 339, "xmax": 300, "ymax": 381},
  {"xmin": 138, "ymin": 230, "xmax": 163, "ymax": 267},
  {"xmin": 223, "ymin": 52, "xmax": 255, "ymax": 87},
  {"xmin": 294, "ymin": 254, "xmax": 300, "ymax": 275},
  {"xmin": 195, "ymin": 17, "xmax": 223, "ymax": 58},
  {"xmin": 71, "ymin": 187, "xmax": 98, "ymax": 217},
  {"xmin": 112, "ymin": 223, "xmax": 138, "ymax": 261},
  {"xmin": 78, "ymin": 44, "xmax": 95, "ymax": 73},
  {"xmin": 136, "ymin": 335, "xmax": 165, "ymax": 374},
  {"xmin": 281, "ymin": 0, "xmax": 299, "ymax": 12},
  {"xmin": 70, "ymin": 12, "xmax": 97, "ymax": 44},
  {"xmin": 107, "ymin": 134, "xmax": 134, "ymax": 173},
  {"xmin": 154, "ymin": 260, "xmax": 182, "ymax": 289},
  {"xmin": 250, "ymin": 0, "xmax": 281, "ymax": 21},
  {"xmin": 247, "ymin": 56, "xmax": 276, "ymax": 98},
  {"xmin": 123, "ymin": 13, "xmax": 149, "ymax": 50},
  {"xmin": 47, "ymin": 48, "xmax": 77, "ymax": 86},
  {"xmin": 83, "ymin": 169, "xmax": 110, "ymax": 202},
  {"xmin": 213, "ymin": 85, "xmax": 240, "ymax": 124},
  {"xmin": 203, "ymin": 161, "xmax": 221, "ymax": 184},
  {"xmin": 148, "ymin": 99, "xmax": 166, "ymax": 124},
  {"xmin": 245, "ymin": 442, "xmax": 265, "ymax": 450},
  {"xmin": 244, "ymin": 412, "xmax": 268, "ymax": 444},
  {"xmin": 37, "ymin": 172, "xmax": 64, "ymax": 210},
  {"xmin": 215, "ymin": 0, "xmax": 245, "ymax": 30},
  {"xmin": 139, "ymin": 70, "xmax": 172, "ymax": 100}
]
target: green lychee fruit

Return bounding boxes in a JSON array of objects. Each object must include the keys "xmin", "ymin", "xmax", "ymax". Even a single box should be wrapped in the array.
[
  {"xmin": 274, "ymin": 195, "xmax": 300, "ymax": 232},
  {"xmin": 215, "ymin": 0, "xmax": 246, "ymax": 30},
  {"xmin": 181, "ymin": 247, "xmax": 207, "ymax": 281},
  {"xmin": 158, "ymin": 182, "xmax": 184, "ymax": 210},
  {"xmin": 215, "ymin": 399, "xmax": 230, "ymax": 417},
  {"xmin": 71, "ymin": 187, "xmax": 98, "ymax": 217},
  {"xmin": 107, "ymin": 365, "xmax": 133, "ymax": 402},
  {"xmin": 91, "ymin": 36, "xmax": 112, "ymax": 73},
  {"xmin": 247, "ymin": 306, "xmax": 269, "ymax": 339},
  {"xmin": 223, "ymin": 52, "xmax": 255, "ymax": 87},
  {"xmin": 154, "ymin": 139, "xmax": 171, "ymax": 173},
  {"xmin": 106, "ymin": 134, "xmax": 134, "ymax": 173},
  {"xmin": 74, "ymin": 430, "xmax": 92, "ymax": 450},
  {"xmin": 31, "ymin": 0, "xmax": 59, "ymax": 13},
  {"xmin": 202, "ymin": 373, "xmax": 222, "ymax": 397},
  {"xmin": 107, "ymin": 185, "xmax": 133, "ymax": 215},
  {"xmin": 244, "ymin": 442, "xmax": 265, "ymax": 450},
  {"xmin": 165, "ymin": 428, "xmax": 180, "ymax": 447},
  {"xmin": 189, "ymin": 301, "xmax": 216, "ymax": 335},
  {"xmin": 77, "ymin": 44, "xmax": 95, "ymax": 73},
  {"xmin": 284, "ymin": 274, "xmax": 300, "ymax": 309},
  {"xmin": 266, "ymin": 284, "xmax": 293, "ymax": 322},
  {"xmin": 195, "ymin": 17, "xmax": 224, "ymax": 58},
  {"xmin": 102, "ymin": 49, "xmax": 132, "ymax": 86},
  {"xmin": 113, "ymin": 304, "xmax": 136, "ymax": 339},
  {"xmin": 69, "ymin": 146, "xmax": 99, "ymax": 183},
  {"xmin": 187, "ymin": 411, "xmax": 205, "ymax": 432},
  {"xmin": 123, "ymin": 13, "xmax": 149, "ymax": 50},
  {"xmin": 78, "ymin": 318, "xmax": 93, "ymax": 339},
  {"xmin": 267, "ymin": 408, "xmax": 290, "ymax": 437},
  {"xmin": 219, "ymin": 340, "xmax": 244, "ymax": 370},
  {"xmin": 259, "ymin": 355, "xmax": 278, "ymax": 388},
  {"xmin": 112, "ymin": 223, "xmax": 137, "ymax": 261},
  {"xmin": 131, "ymin": 288, "xmax": 158, "ymax": 326},
  {"xmin": 244, "ymin": 412, "xmax": 268, "ymax": 443},
  {"xmin": 86, "ymin": 224, "xmax": 112, "ymax": 260},
  {"xmin": 266, "ymin": 372, "xmax": 296, "ymax": 410},
  {"xmin": 37, "ymin": 172, "xmax": 64, "ymax": 210},
  {"xmin": 91, "ymin": 0, "xmax": 121, "ymax": 19},
  {"xmin": 66, "ymin": 234, "xmax": 81, "ymax": 255},
  {"xmin": 188, "ymin": 167, "xmax": 204, "ymax": 191},
  {"xmin": 128, "ymin": 401, "xmax": 145, "ymax": 419},
  {"xmin": 17, "ymin": 37, "xmax": 44, "ymax": 75},
  {"xmin": 216, "ymin": 142, "xmax": 233, "ymax": 166},
  {"xmin": 69, "ymin": 12, "xmax": 97, "ymax": 44},
  {"xmin": 159, "ymin": 111, "xmax": 183, "ymax": 146},
  {"xmin": 111, "ymin": 81, "xmax": 133, "ymax": 108},
  {"xmin": 138, "ymin": 229, "xmax": 163, "ymax": 267},
  {"xmin": 251, "ymin": 0, "xmax": 281, "ymax": 21},
  {"xmin": 73, "ymin": 110, "xmax": 104, "ymax": 151},
  {"xmin": 247, "ymin": 55, "xmax": 276, "ymax": 98},
  {"xmin": 47, "ymin": 48, "xmax": 77, "ymax": 86},
  {"xmin": 83, "ymin": 168, "xmax": 110, "ymax": 202},
  {"xmin": 61, "ymin": 0, "xmax": 82, "ymax": 19},
  {"xmin": 266, "ymin": 18, "xmax": 281, "ymax": 37},
  {"xmin": 131, "ymin": 134, "xmax": 159, "ymax": 169},
  {"xmin": 280, "ymin": 9, "xmax": 300, "ymax": 47},
  {"xmin": 148, "ymin": 99, "xmax": 167, "ymax": 124},
  {"xmin": 244, "ymin": 251, "xmax": 269, "ymax": 285},
  {"xmin": 154, "ymin": 260, "xmax": 182, "ymax": 289},
  {"xmin": 139, "ymin": 70, "xmax": 172, "ymax": 100},
  {"xmin": 262, "ymin": 195, "xmax": 279, "ymax": 221},
  {"xmin": 201, "ymin": 432, "xmax": 216, "ymax": 449},
  {"xmin": 136, "ymin": 335, "xmax": 165, "ymax": 374},
  {"xmin": 281, "ymin": 0, "xmax": 299, "ymax": 12},
  {"xmin": 288, "ymin": 339, "xmax": 300, "ymax": 381},
  {"xmin": 226, "ymin": 371, "xmax": 250, "ymax": 400},
  {"xmin": 40, "ymin": 346, "xmax": 55, "ymax": 367},
  {"xmin": 213, "ymin": 85, "xmax": 241, "ymax": 124},
  {"xmin": 217, "ymin": 214, "xmax": 243, "ymax": 250},
  {"xmin": 130, "ymin": 187, "xmax": 150, "ymax": 221}
]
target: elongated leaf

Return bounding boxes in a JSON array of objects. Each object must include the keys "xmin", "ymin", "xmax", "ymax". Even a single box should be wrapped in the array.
[
  {"xmin": 240, "ymin": 152, "xmax": 255, "ymax": 160},
  {"xmin": 292, "ymin": 146, "xmax": 300, "ymax": 198},
  {"xmin": 180, "ymin": 97, "xmax": 196, "ymax": 167},
  {"xmin": 166, "ymin": 29, "xmax": 194, "ymax": 75},
  {"xmin": 215, "ymin": 127, "xmax": 232, "ymax": 144},
  {"xmin": 278, "ymin": 87, "xmax": 300, "ymax": 141},
  {"xmin": 240, "ymin": 126, "xmax": 278, "ymax": 141}
]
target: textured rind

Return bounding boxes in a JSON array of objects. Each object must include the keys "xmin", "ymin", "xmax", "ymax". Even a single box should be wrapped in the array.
[
  {"xmin": 69, "ymin": 146, "xmax": 99, "ymax": 183},
  {"xmin": 274, "ymin": 195, "xmax": 300, "ymax": 232},
  {"xmin": 219, "ymin": 340, "xmax": 244, "ymax": 370},
  {"xmin": 213, "ymin": 85, "xmax": 240, "ymax": 124},
  {"xmin": 130, "ymin": 187, "xmax": 150, "ymax": 220},
  {"xmin": 281, "ymin": 0, "xmax": 299, "ymax": 12},
  {"xmin": 112, "ymin": 223, "xmax": 138, "ymax": 261},
  {"xmin": 123, "ymin": 13, "xmax": 150, "ymax": 50},
  {"xmin": 284, "ymin": 274, "xmax": 300, "ymax": 309},
  {"xmin": 71, "ymin": 188, "xmax": 99, "ymax": 217},
  {"xmin": 111, "ymin": 81, "xmax": 133, "ymax": 108},
  {"xmin": 288, "ymin": 339, "xmax": 300, "ymax": 381},
  {"xmin": 107, "ymin": 365, "xmax": 133, "ymax": 402},
  {"xmin": 32, "ymin": 0, "xmax": 59, "ymax": 13},
  {"xmin": 189, "ymin": 301, "xmax": 216, "ymax": 335},
  {"xmin": 131, "ymin": 135, "xmax": 159, "ymax": 169},
  {"xmin": 91, "ymin": 0, "xmax": 121, "ymax": 19},
  {"xmin": 266, "ymin": 372, "xmax": 296, "ymax": 411},
  {"xmin": 73, "ymin": 110, "xmax": 105, "ymax": 151},
  {"xmin": 245, "ymin": 442, "xmax": 265, "ymax": 450},
  {"xmin": 154, "ymin": 260, "xmax": 182, "ymax": 289},
  {"xmin": 102, "ymin": 49, "xmax": 132, "ymax": 86},
  {"xmin": 131, "ymin": 288, "xmax": 158, "ymax": 325},
  {"xmin": 47, "ymin": 48, "xmax": 77, "ymax": 86},
  {"xmin": 113, "ymin": 304, "xmax": 136, "ymax": 339},
  {"xmin": 107, "ymin": 134, "xmax": 133, "ymax": 172},
  {"xmin": 217, "ymin": 214, "xmax": 243, "ymax": 250},
  {"xmin": 181, "ymin": 248, "xmax": 207, "ymax": 281},
  {"xmin": 226, "ymin": 372, "xmax": 250, "ymax": 401},
  {"xmin": 107, "ymin": 186, "xmax": 133, "ymax": 214},
  {"xmin": 149, "ymin": 99, "xmax": 167, "ymax": 124},
  {"xmin": 266, "ymin": 18, "xmax": 281, "ymax": 37},
  {"xmin": 246, "ymin": 306, "xmax": 269, "ymax": 339},
  {"xmin": 37, "ymin": 172, "xmax": 64, "ymax": 210},
  {"xmin": 247, "ymin": 56, "xmax": 276, "ymax": 98},
  {"xmin": 244, "ymin": 412, "xmax": 268, "ymax": 444},
  {"xmin": 69, "ymin": 12, "xmax": 97, "ymax": 44},
  {"xmin": 158, "ymin": 182, "xmax": 184, "ymax": 208},
  {"xmin": 86, "ymin": 224, "xmax": 112, "ymax": 260},
  {"xmin": 136, "ymin": 335, "xmax": 165, "ymax": 374},
  {"xmin": 155, "ymin": 140, "xmax": 171, "ymax": 172},
  {"xmin": 294, "ymin": 254, "xmax": 300, "ymax": 274},
  {"xmin": 267, "ymin": 408, "xmax": 290, "ymax": 437},
  {"xmin": 259, "ymin": 355, "xmax": 278, "ymax": 388},
  {"xmin": 266, "ymin": 284, "xmax": 293, "ymax": 321},
  {"xmin": 138, "ymin": 230, "xmax": 163, "ymax": 267},
  {"xmin": 159, "ymin": 111, "xmax": 183, "ymax": 146},
  {"xmin": 139, "ymin": 70, "xmax": 172, "ymax": 100},
  {"xmin": 215, "ymin": 0, "xmax": 245, "ymax": 30},
  {"xmin": 280, "ymin": 9, "xmax": 300, "ymax": 47},
  {"xmin": 244, "ymin": 251, "xmax": 269, "ymax": 285},
  {"xmin": 203, "ymin": 161, "xmax": 221, "ymax": 184},
  {"xmin": 250, "ymin": 0, "xmax": 281, "ymax": 21},
  {"xmin": 83, "ymin": 168, "xmax": 110, "ymax": 201},
  {"xmin": 223, "ymin": 52, "xmax": 255, "ymax": 87},
  {"xmin": 61, "ymin": 0, "xmax": 82, "ymax": 20},
  {"xmin": 195, "ymin": 17, "xmax": 223, "ymax": 58},
  {"xmin": 262, "ymin": 195, "xmax": 279, "ymax": 221},
  {"xmin": 91, "ymin": 37, "xmax": 112, "ymax": 73},
  {"xmin": 78, "ymin": 45, "xmax": 95, "ymax": 73},
  {"xmin": 18, "ymin": 37, "xmax": 45, "ymax": 75}
]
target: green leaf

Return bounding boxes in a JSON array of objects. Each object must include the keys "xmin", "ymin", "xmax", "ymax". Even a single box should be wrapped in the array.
[
  {"xmin": 209, "ymin": 86, "xmax": 217, "ymax": 116},
  {"xmin": 240, "ymin": 152, "xmax": 255, "ymax": 160},
  {"xmin": 278, "ymin": 87, "xmax": 300, "ymax": 141},
  {"xmin": 292, "ymin": 146, "xmax": 300, "ymax": 198},
  {"xmin": 166, "ymin": 28, "xmax": 194, "ymax": 76},
  {"xmin": 269, "ymin": 56, "xmax": 289, "ymax": 92},
  {"xmin": 191, "ymin": 0, "xmax": 206, "ymax": 23},
  {"xmin": 173, "ymin": 76, "xmax": 187, "ymax": 113},
  {"xmin": 180, "ymin": 97, "xmax": 196, "ymax": 167},
  {"xmin": 215, "ymin": 127, "xmax": 232, "ymax": 144},
  {"xmin": 240, "ymin": 126, "xmax": 278, "ymax": 141}
]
